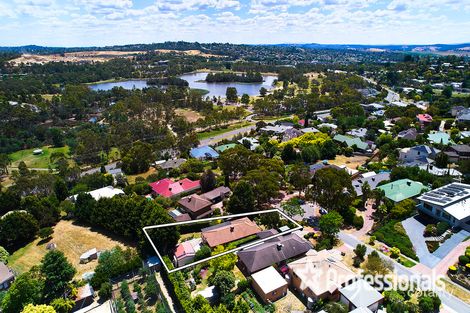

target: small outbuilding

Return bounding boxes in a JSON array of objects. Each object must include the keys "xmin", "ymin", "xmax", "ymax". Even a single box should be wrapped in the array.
[
  {"xmin": 251, "ymin": 266, "xmax": 288, "ymax": 303},
  {"xmin": 79, "ymin": 248, "xmax": 98, "ymax": 264},
  {"xmin": 339, "ymin": 279, "xmax": 384, "ymax": 313}
]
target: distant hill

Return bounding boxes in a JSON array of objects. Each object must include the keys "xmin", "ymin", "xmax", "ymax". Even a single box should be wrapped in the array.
[{"xmin": 1, "ymin": 42, "xmax": 469, "ymax": 56}]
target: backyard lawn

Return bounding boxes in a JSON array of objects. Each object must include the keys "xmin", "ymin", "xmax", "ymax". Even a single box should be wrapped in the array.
[
  {"xmin": 8, "ymin": 220, "xmax": 134, "ymax": 278},
  {"xmin": 9, "ymin": 145, "xmax": 70, "ymax": 169}
]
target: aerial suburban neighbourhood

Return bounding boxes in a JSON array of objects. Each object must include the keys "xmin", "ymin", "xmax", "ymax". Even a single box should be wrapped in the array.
[{"xmin": 0, "ymin": 1, "xmax": 470, "ymax": 313}]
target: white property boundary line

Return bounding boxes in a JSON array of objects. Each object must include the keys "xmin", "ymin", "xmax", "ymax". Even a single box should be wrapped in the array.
[{"xmin": 143, "ymin": 209, "xmax": 303, "ymax": 273}]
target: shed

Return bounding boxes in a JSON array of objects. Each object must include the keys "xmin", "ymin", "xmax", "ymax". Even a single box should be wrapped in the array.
[
  {"xmin": 145, "ymin": 256, "xmax": 161, "ymax": 272},
  {"xmin": 251, "ymin": 266, "xmax": 288, "ymax": 303},
  {"xmin": 80, "ymin": 248, "xmax": 98, "ymax": 264}
]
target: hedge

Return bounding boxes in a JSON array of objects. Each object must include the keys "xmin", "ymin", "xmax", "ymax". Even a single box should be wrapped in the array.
[{"xmin": 373, "ymin": 220, "xmax": 419, "ymax": 261}]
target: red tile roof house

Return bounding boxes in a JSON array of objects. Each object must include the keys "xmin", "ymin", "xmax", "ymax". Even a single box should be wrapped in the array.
[
  {"xmin": 149, "ymin": 178, "xmax": 200, "ymax": 198},
  {"xmin": 173, "ymin": 238, "xmax": 202, "ymax": 267},
  {"xmin": 201, "ymin": 217, "xmax": 262, "ymax": 248},
  {"xmin": 417, "ymin": 113, "xmax": 433, "ymax": 124}
]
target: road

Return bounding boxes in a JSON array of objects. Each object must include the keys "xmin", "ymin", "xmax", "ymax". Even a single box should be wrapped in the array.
[
  {"xmin": 198, "ymin": 124, "xmax": 257, "ymax": 147},
  {"xmin": 359, "ymin": 75, "xmax": 400, "ymax": 103},
  {"xmin": 339, "ymin": 231, "xmax": 470, "ymax": 313},
  {"xmin": 198, "ymin": 108, "xmax": 330, "ymax": 147}
]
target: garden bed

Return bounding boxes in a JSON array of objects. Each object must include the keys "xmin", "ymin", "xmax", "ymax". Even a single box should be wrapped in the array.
[{"xmin": 372, "ymin": 220, "xmax": 419, "ymax": 261}]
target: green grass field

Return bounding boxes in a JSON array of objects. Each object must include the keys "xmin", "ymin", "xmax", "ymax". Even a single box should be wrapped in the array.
[{"xmin": 9, "ymin": 145, "xmax": 70, "ymax": 169}]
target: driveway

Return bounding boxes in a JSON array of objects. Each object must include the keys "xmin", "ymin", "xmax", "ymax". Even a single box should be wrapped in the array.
[
  {"xmin": 402, "ymin": 216, "xmax": 442, "ymax": 268},
  {"xmin": 433, "ymin": 230, "xmax": 470, "ymax": 259},
  {"xmin": 339, "ymin": 231, "xmax": 470, "ymax": 313}
]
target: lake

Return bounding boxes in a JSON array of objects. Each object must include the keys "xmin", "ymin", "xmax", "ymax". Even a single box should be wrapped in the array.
[{"xmin": 88, "ymin": 72, "xmax": 277, "ymax": 97}]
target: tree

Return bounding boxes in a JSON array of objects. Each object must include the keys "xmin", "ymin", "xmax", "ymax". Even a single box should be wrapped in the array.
[
  {"xmin": 195, "ymin": 245, "xmax": 212, "ymax": 261},
  {"xmin": 300, "ymin": 145, "xmax": 320, "ymax": 163},
  {"xmin": 320, "ymin": 140, "xmax": 337, "ymax": 159},
  {"xmin": 288, "ymin": 164, "xmax": 310, "ymax": 195},
  {"xmin": 200, "ymin": 169, "xmax": 217, "ymax": 193},
  {"xmin": 242, "ymin": 169, "xmax": 280, "ymax": 208},
  {"xmin": 0, "ymin": 211, "xmax": 39, "ymax": 251},
  {"xmin": 281, "ymin": 144, "xmax": 297, "ymax": 163},
  {"xmin": 0, "ymin": 246, "xmax": 9, "ymax": 264},
  {"xmin": 1, "ymin": 272, "xmax": 43, "ymax": 313},
  {"xmin": 227, "ymin": 181, "xmax": 255, "ymax": 214},
  {"xmin": 442, "ymin": 86, "xmax": 452, "ymax": 98},
  {"xmin": 50, "ymin": 298, "xmax": 74, "ymax": 313},
  {"xmin": 354, "ymin": 244, "xmax": 367, "ymax": 261},
  {"xmin": 361, "ymin": 181, "xmax": 371, "ymax": 205},
  {"xmin": 310, "ymin": 167, "xmax": 355, "ymax": 213},
  {"xmin": 40, "ymin": 250, "xmax": 76, "ymax": 301},
  {"xmin": 209, "ymin": 246, "xmax": 237, "ymax": 272},
  {"xmin": 226, "ymin": 87, "xmax": 238, "ymax": 102},
  {"xmin": 38, "ymin": 227, "xmax": 53, "ymax": 240},
  {"xmin": 21, "ymin": 304, "xmax": 56, "ymax": 313},
  {"xmin": 144, "ymin": 275, "xmax": 158, "ymax": 300},
  {"xmin": 98, "ymin": 282, "xmax": 112, "ymax": 300},
  {"xmin": 281, "ymin": 198, "xmax": 305, "ymax": 218},
  {"xmin": 48, "ymin": 128, "xmax": 65, "ymax": 147},
  {"xmin": 121, "ymin": 141, "xmax": 154, "ymax": 175},
  {"xmin": 319, "ymin": 211, "xmax": 343, "ymax": 241},
  {"xmin": 259, "ymin": 87, "xmax": 267, "ymax": 97},
  {"xmin": 363, "ymin": 250, "xmax": 393, "ymax": 277},
  {"xmin": 241, "ymin": 94, "xmax": 250, "ymax": 105},
  {"xmin": 53, "ymin": 178, "xmax": 68, "ymax": 202},
  {"xmin": 18, "ymin": 161, "xmax": 30, "ymax": 177},
  {"xmin": 212, "ymin": 270, "xmax": 235, "ymax": 297},
  {"xmin": 0, "ymin": 154, "xmax": 11, "ymax": 175},
  {"xmin": 390, "ymin": 199, "xmax": 416, "ymax": 220},
  {"xmin": 435, "ymin": 152, "xmax": 449, "ymax": 168}
]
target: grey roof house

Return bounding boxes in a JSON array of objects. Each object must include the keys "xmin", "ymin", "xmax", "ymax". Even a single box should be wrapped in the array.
[
  {"xmin": 237, "ymin": 233, "xmax": 311, "ymax": 275},
  {"xmin": 158, "ymin": 158, "xmax": 187, "ymax": 170},
  {"xmin": 352, "ymin": 172, "xmax": 390, "ymax": 197},
  {"xmin": 399, "ymin": 145, "xmax": 440, "ymax": 165},
  {"xmin": 0, "ymin": 262, "xmax": 15, "ymax": 290},
  {"xmin": 397, "ymin": 128, "xmax": 418, "ymax": 141}
]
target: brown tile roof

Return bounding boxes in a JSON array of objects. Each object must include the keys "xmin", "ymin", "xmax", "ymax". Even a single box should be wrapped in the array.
[
  {"xmin": 201, "ymin": 217, "xmax": 261, "ymax": 248},
  {"xmin": 178, "ymin": 194, "xmax": 212, "ymax": 213}
]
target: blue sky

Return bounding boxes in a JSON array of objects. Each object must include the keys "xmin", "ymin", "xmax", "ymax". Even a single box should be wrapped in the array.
[{"xmin": 0, "ymin": 0, "xmax": 469, "ymax": 47}]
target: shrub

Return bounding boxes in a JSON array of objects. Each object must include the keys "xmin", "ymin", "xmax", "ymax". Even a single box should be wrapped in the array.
[
  {"xmin": 369, "ymin": 236, "xmax": 376, "ymax": 245},
  {"xmin": 390, "ymin": 247, "xmax": 401, "ymax": 258},
  {"xmin": 38, "ymin": 227, "xmax": 53, "ymax": 240},
  {"xmin": 466, "ymin": 264, "xmax": 470, "ymax": 272},
  {"xmin": 237, "ymin": 279, "xmax": 250, "ymax": 292},
  {"xmin": 436, "ymin": 222, "xmax": 450, "ymax": 236},
  {"xmin": 98, "ymin": 282, "xmax": 112, "ymax": 300},
  {"xmin": 354, "ymin": 244, "xmax": 367, "ymax": 260},
  {"xmin": 353, "ymin": 257, "xmax": 362, "ymax": 268},
  {"xmin": 449, "ymin": 265, "xmax": 457, "ymax": 273},
  {"xmin": 459, "ymin": 255, "xmax": 470, "ymax": 266},
  {"xmin": 424, "ymin": 224, "xmax": 437, "ymax": 237},
  {"xmin": 353, "ymin": 215, "xmax": 364, "ymax": 230}
]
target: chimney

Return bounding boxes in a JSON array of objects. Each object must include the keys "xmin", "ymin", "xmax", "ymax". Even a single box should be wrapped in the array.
[
  {"xmin": 372, "ymin": 178, "xmax": 375, "ymax": 182},
  {"xmin": 407, "ymin": 181, "xmax": 411, "ymax": 186},
  {"xmin": 230, "ymin": 226, "xmax": 235, "ymax": 232},
  {"xmin": 188, "ymin": 197, "xmax": 192, "ymax": 202},
  {"xmin": 277, "ymin": 243, "xmax": 284, "ymax": 251}
]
